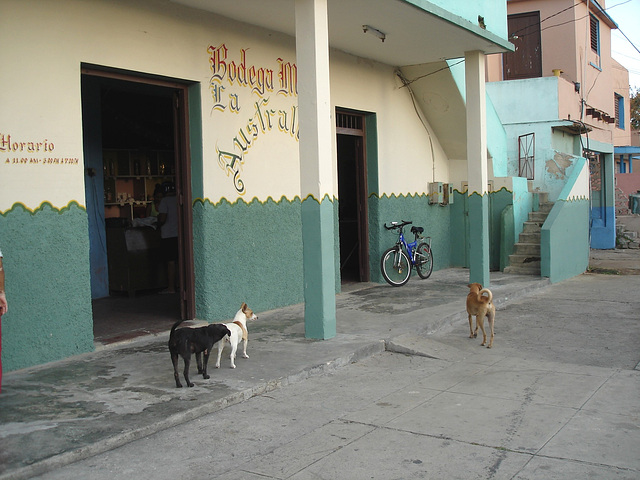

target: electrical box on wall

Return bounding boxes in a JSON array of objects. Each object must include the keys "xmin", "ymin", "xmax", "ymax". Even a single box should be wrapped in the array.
[
  {"xmin": 443, "ymin": 183, "xmax": 454, "ymax": 205},
  {"xmin": 428, "ymin": 182, "xmax": 443, "ymax": 204}
]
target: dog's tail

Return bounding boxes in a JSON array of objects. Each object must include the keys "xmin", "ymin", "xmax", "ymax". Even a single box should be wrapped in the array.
[
  {"xmin": 169, "ymin": 319, "xmax": 184, "ymax": 339},
  {"xmin": 479, "ymin": 288, "xmax": 493, "ymax": 304}
]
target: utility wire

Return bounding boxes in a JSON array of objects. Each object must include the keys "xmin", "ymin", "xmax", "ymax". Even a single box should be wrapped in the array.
[
  {"xmin": 397, "ymin": 59, "xmax": 464, "ymax": 87},
  {"xmin": 512, "ymin": 0, "xmax": 640, "ymax": 57},
  {"xmin": 399, "ymin": 0, "xmax": 639, "ymax": 86}
]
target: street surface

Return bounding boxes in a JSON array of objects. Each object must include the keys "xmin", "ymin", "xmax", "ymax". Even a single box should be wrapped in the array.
[{"xmin": 31, "ymin": 274, "xmax": 640, "ymax": 479}]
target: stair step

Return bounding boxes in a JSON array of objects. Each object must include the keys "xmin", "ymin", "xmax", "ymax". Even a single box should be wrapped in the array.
[
  {"xmin": 529, "ymin": 211, "xmax": 549, "ymax": 222},
  {"xmin": 512, "ymin": 243, "xmax": 541, "ymax": 255},
  {"xmin": 519, "ymin": 232, "xmax": 541, "ymax": 243},
  {"xmin": 536, "ymin": 192, "xmax": 549, "ymax": 204},
  {"xmin": 537, "ymin": 202, "xmax": 554, "ymax": 214},
  {"xmin": 508, "ymin": 253, "xmax": 541, "ymax": 264},
  {"xmin": 523, "ymin": 221, "xmax": 544, "ymax": 233},
  {"xmin": 504, "ymin": 262, "xmax": 541, "ymax": 275}
]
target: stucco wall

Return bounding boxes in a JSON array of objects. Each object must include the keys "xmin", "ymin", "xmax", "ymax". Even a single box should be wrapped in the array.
[
  {"xmin": 0, "ymin": 0, "xmax": 461, "ymax": 370},
  {"xmin": 0, "ymin": 204, "xmax": 94, "ymax": 370}
]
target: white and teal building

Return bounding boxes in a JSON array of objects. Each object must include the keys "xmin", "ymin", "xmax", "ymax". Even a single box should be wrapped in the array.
[{"xmin": 1, "ymin": 0, "xmax": 592, "ymax": 372}]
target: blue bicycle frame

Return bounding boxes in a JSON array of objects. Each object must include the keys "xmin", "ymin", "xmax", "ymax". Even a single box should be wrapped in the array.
[{"xmin": 398, "ymin": 229, "xmax": 420, "ymax": 265}]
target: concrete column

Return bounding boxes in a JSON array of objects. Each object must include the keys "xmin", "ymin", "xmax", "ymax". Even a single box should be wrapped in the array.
[
  {"xmin": 295, "ymin": 0, "xmax": 336, "ymax": 339},
  {"xmin": 465, "ymin": 50, "xmax": 490, "ymax": 287}
]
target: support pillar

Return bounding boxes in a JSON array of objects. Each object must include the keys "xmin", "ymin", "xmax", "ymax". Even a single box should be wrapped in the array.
[
  {"xmin": 295, "ymin": 0, "xmax": 336, "ymax": 339},
  {"xmin": 465, "ymin": 50, "xmax": 490, "ymax": 287}
]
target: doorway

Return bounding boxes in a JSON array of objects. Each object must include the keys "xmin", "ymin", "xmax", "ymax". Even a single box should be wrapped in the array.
[
  {"xmin": 336, "ymin": 109, "xmax": 369, "ymax": 282},
  {"xmin": 81, "ymin": 67, "xmax": 195, "ymax": 344}
]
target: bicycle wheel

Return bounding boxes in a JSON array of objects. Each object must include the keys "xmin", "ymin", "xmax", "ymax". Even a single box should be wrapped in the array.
[
  {"xmin": 381, "ymin": 247, "xmax": 411, "ymax": 286},
  {"xmin": 415, "ymin": 243, "xmax": 433, "ymax": 279}
]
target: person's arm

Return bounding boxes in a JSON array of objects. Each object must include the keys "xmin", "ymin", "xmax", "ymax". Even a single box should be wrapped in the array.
[{"xmin": 0, "ymin": 257, "xmax": 7, "ymax": 315}]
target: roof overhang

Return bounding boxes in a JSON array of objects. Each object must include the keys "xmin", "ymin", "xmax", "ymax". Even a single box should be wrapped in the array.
[
  {"xmin": 552, "ymin": 120, "xmax": 593, "ymax": 136},
  {"xmin": 172, "ymin": 0, "xmax": 513, "ymax": 67}
]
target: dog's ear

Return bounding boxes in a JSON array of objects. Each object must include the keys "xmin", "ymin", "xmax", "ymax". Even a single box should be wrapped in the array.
[{"xmin": 241, "ymin": 302, "xmax": 247, "ymax": 311}]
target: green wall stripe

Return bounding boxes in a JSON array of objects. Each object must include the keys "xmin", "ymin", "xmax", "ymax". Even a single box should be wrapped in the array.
[
  {"xmin": 0, "ymin": 200, "xmax": 86, "ymax": 216},
  {"xmin": 368, "ymin": 193, "xmax": 451, "ymax": 283},
  {"xmin": 0, "ymin": 202, "xmax": 94, "ymax": 371},
  {"xmin": 192, "ymin": 196, "xmax": 305, "ymax": 322}
]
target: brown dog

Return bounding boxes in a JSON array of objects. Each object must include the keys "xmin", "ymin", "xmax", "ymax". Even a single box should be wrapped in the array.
[{"xmin": 466, "ymin": 283, "xmax": 495, "ymax": 348}]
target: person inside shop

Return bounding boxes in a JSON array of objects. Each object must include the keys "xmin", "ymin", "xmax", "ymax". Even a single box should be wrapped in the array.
[
  {"xmin": 157, "ymin": 182, "xmax": 178, "ymax": 294},
  {"xmin": 146, "ymin": 183, "xmax": 163, "ymax": 218}
]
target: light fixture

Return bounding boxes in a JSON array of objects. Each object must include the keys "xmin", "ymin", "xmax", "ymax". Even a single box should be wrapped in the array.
[{"xmin": 362, "ymin": 25, "xmax": 386, "ymax": 42}]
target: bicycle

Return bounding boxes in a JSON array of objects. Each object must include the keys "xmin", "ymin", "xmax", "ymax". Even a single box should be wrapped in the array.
[{"xmin": 380, "ymin": 220, "xmax": 433, "ymax": 286}]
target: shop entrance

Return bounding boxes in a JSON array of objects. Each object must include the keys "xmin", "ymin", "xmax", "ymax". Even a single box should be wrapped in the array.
[
  {"xmin": 81, "ymin": 67, "xmax": 195, "ymax": 343},
  {"xmin": 336, "ymin": 109, "xmax": 369, "ymax": 283}
]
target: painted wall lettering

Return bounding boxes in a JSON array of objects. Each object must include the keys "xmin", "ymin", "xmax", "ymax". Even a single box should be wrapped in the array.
[
  {"xmin": 2, "ymin": 133, "xmax": 78, "ymax": 166},
  {"xmin": 1, "ymin": 133, "xmax": 55, "ymax": 153},
  {"xmin": 207, "ymin": 44, "xmax": 299, "ymax": 195}
]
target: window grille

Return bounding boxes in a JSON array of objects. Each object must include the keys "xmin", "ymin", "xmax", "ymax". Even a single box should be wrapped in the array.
[
  {"xmin": 336, "ymin": 112, "xmax": 364, "ymax": 135},
  {"xmin": 336, "ymin": 112, "xmax": 363, "ymax": 131},
  {"xmin": 518, "ymin": 133, "xmax": 535, "ymax": 180}
]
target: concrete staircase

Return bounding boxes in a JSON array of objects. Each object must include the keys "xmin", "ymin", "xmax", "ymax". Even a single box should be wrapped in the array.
[{"xmin": 504, "ymin": 194, "xmax": 553, "ymax": 276}]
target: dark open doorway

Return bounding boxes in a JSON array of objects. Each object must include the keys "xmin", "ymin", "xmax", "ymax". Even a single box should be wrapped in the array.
[
  {"xmin": 336, "ymin": 109, "xmax": 369, "ymax": 283},
  {"xmin": 81, "ymin": 67, "xmax": 195, "ymax": 344}
]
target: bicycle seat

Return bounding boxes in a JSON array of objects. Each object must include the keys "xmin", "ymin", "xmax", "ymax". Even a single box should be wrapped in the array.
[{"xmin": 411, "ymin": 226, "xmax": 424, "ymax": 235}]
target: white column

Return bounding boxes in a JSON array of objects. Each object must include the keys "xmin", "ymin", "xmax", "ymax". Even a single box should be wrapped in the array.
[
  {"xmin": 295, "ymin": 0, "xmax": 336, "ymax": 339},
  {"xmin": 465, "ymin": 50, "xmax": 490, "ymax": 286},
  {"xmin": 296, "ymin": 0, "xmax": 334, "ymax": 198},
  {"xmin": 466, "ymin": 50, "xmax": 488, "ymax": 196}
]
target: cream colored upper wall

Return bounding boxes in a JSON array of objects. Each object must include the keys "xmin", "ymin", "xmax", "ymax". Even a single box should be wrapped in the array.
[
  {"xmin": 0, "ymin": 0, "xmax": 449, "ymax": 211},
  {"xmin": 330, "ymin": 51, "xmax": 449, "ymax": 196}
]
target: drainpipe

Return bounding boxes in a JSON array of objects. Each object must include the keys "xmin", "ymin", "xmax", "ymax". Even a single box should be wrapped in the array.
[{"xmin": 581, "ymin": 0, "xmax": 590, "ymax": 122}]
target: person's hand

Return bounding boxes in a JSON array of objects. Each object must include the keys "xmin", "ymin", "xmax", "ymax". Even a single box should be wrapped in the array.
[{"xmin": 0, "ymin": 292, "xmax": 6, "ymax": 315}]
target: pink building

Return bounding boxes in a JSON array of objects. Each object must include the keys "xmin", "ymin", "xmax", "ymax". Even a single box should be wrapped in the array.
[{"xmin": 486, "ymin": 0, "xmax": 633, "ymax": 248}]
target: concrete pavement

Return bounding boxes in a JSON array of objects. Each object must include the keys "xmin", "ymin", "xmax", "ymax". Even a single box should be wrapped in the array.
[{"xmin": 0, "ymin": 251, "xmax": 639, "ymax": 479}]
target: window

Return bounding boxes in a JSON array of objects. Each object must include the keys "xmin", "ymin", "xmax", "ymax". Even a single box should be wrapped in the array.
[
  {"xmin": 590, "ymin": 14, "xmax": 599, "ymax": 55},
  {"xmin": 615, "ymin": 94, "xmax": 624, "ymax": 129}
]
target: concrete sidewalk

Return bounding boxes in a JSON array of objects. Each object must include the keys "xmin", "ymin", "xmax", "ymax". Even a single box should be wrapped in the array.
[{"xmin": 0, "ymin": 253, "xmax": 638, "ymax": 479}]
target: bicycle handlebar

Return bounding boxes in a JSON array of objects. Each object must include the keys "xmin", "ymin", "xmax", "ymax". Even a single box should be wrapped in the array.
[{"xmin": 384, "ymin": 220, "xmax": 412, "ymax": 230}]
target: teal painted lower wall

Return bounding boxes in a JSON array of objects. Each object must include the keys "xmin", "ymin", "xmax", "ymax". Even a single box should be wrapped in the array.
[
  {"xmin": 0, "ymin": 203, "xmax": 94, "ymax": 372},
  {"xmin": 301, "ymin": 196, "xmax": 337, "ymax": 339},
  {"xmin": 193, "ymin": 197, "xmax": 305, "ymax": 322},
  {"xmin": 449, "ymin": 191, "xmax": 468, "ymax": 267},
  {"xmin": 489, "ymin": 188, "xmax": 512, "ymax": 271},
  {"xmin": 450, "ymin": 188, "xmax": 520, "ymax": 273},
  {"xmin": 500, "ymin": 204, "xmax": 514, "ymax": 270},
  {"xmin": 541, "ymin": 199, "xmax": 590, "ymax": 283},
  {"xmin": 467, "ymin": 193, "xmax": 490, "ymax": 285},
  {"xmin": 368, "ymin": 194, "xmax": 451, "ymax": 282}
]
